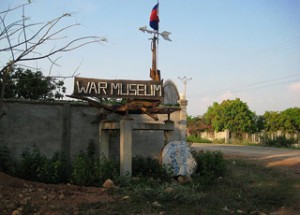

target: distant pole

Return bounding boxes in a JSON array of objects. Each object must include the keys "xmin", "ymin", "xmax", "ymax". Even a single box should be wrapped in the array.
[
  {"xmin": 178, "ymin": 76, "xmax": 191, "ymax": 141},
  {"xmin": 178, "ymin": 76, "xmax": 192, "ymax": 99}
]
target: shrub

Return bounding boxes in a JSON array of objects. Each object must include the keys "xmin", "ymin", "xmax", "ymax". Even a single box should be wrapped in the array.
[
  {"xmin": 132, "ymin": 156, "xmax": 170, "ymax": 183},
  {"xmin": 192, "ymin": 150, "xmax": 226, "ymax": 182},
  {"xmin": 0, "ymin": 146, "xmax": 16, "ymax": 175},
  {"xmin": 17, "ymin": 146, "xmax": 49, "ymax": 182},
  {"xmin": 71, "ymin": 141, "xmax": 119, "ymax": 186},
  {"xmin": 71, "ymin": 150, "xmax": 98, "ymax": 186},
  {"xmin": 17, "ymin": 146, "xmax": 70, "ymax": 184},
  {"xmin": 187, "ymin": 135, "xmax": 212, "ymax": 143},
  {"xmin": 98, "ymin": 156, "xmax": 119, "ymax": 185},
  {"xmin": 261, "ymin": 136, "xmax": 298, "ymax": 148},
  {"xmin": 48, "ymin": 152, "xmax": 70, "ymax": 183}
]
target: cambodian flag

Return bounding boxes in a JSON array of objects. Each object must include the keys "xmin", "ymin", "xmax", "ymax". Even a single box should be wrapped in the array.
[{"xmin": 149, "ymin": 3, "xmax": 159, "ymax": 31}]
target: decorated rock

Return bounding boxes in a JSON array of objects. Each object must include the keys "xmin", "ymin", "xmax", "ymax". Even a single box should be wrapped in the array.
[{"xmin": 161, "ymin": 141, "xmax": 197, "ymax": 177}]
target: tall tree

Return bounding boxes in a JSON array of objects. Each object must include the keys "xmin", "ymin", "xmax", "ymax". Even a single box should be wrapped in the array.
[
  {"xmin": 263, "ymin": 111, "xmax": 281, "ymax": 132},
  {"xmin": 203, "ymin": 98, "xmax": 257, "ymax": 133},
  {"xmin": 264, "ymin": 108, "xmax": 300, "ymax": 132},
  {"xmin": 0, "ymin": 2, "xmax": 106, "ymax": 119},
  {"xmin": 1, "ymin": 67, "xmax": 66, "ymax": 100},
  {"xmin": 281, "ymin": 107, "xmax": 300, "ymax": 132}
]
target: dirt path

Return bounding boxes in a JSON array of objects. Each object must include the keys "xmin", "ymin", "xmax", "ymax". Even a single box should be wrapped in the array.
[{"xmin": 192, "ymin": 143, "xmax": 300, "ymax": 176}]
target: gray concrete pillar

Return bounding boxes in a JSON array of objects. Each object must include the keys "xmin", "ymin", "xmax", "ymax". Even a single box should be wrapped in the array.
[
  {"xmin": 61, "ymin": 104, "xmax": 71, "ymax": 163},
  {"xmin": 120, "ymin": 118, "xmax": 133, "ymax": 177},
  {"xmin": 179, "ymin": 99, "xmax": 188, "ymax": 141},
  {"xmin": 164, "ymin": 120, "xmax": 175, "ymax": 145},
  {"xmin": 225, "ymin": 129, "xmax": 230, "ymax": 144},
  {"xmin": 99, "ymin": 121, "xmax": 109, "ymax": 159}
]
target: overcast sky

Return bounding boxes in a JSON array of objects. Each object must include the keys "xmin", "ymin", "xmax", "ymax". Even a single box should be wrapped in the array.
[{"xmin": 1, "ymin": 0, "xmax": 300, "ymax": 116}]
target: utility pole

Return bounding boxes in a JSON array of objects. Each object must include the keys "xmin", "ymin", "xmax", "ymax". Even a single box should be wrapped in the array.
[
  {"xmin": 177, "ymin": 76, "xmax": 191, "ymax": 141},
  {"xmin": 178, "ymin": 76, "xmax": 192, "ymax": 99}
]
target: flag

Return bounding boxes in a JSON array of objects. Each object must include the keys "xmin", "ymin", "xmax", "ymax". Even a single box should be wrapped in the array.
[{"xmin": 149, "ymin": 3, "xmax": 159, "ymax": 31}]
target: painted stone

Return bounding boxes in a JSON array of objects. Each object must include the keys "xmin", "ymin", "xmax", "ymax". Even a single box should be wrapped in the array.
[
  {"xmin": 163, "ymin": 80, "xmax": 180, "ymax": 105},
  {"xmin": 161, "ymin": 141, "xmax": 197, "ymax": 176}
]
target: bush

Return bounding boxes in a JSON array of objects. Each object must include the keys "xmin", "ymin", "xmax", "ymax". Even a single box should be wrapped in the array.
[
  {"xmin": 71, "ymin": 141, "xmax": 119, "ymax": 186},
  {"xmin": 192, "ymin": 150, "xmax": 226, "ymax": 182},
  {"xmin": 132, "ymin": 156, "xmax": 170, "ymax": 183},
  {"xmin": 0, "ymin": 146, "xmax": 16, "ymax": 175},
  {"xmin": 17, "ymin": 146, "xmax": 49, "ymax": 182},
  {"xmin": 71, "ymin": 150, "xmax": 96, "ymax": 186},
  {"xmin": 187, "ymin": 135, "xmax": 212, "ymax": 143},
  {"xmin": 48, "ymin": 152, "xmax": 70, "ymax": 183},
  {"xmin": 17, "ymin": 146, "xmax": 70, "ymax": 184},
  {"xmin": 261, "ymin": 136, "xmax": 298, "ymax": 148}
]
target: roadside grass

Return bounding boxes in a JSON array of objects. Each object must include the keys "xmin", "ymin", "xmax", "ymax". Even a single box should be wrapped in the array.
[{"xmin": 79, "ymin": 159, "xmax": 300, "ymax": 215}]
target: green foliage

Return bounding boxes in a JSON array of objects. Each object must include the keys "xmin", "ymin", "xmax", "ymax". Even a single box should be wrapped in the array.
[
  {"xmin": 17, "ymin": 146, "xmax": 70, "ymax": 184},
  {"xmin": 192, "ymin": 150, "xmax": 226, "ymax": 182},
  {"xmin": 98, "ymin": 156, "xmax": 119, "ymax": 184},
  {"xmin": 132, "ymin": 156, "xmax": 170, "ymax": 183},
  {"xmin": 203, "ymin": 98, "xmax": 257, "ymax": 133},
  {"xmin": 18, "ymin": 146, "xmax": 48, "ymax": 182},
  {"xmin": 127, "ymin": 183, "xmax": 205, "ymax": 204},
  {"xmin": 49, "ymin": 152, "xmax": 70, "ymax": 183},
  {"xmin": 71, "ymin": 151, "xmax": 97, "ymax": 186},
  {"xmin": 187, "ymin": 115, "xmax": 210, "ymax": 133},
  {"xmin": 187, "ymin": 134, "xmax": 212, "ymax": 143},
  {"xmin": 280, "ymin": 108, "xmax": 300, "ymax": 132},
  {"xmin": 1, "ymin": 67, "xmax": 66, "ymax": 100},
  {"xmin": 261, "ymin": 108, "xmax": 300, "ymax": 133},
  {"xmin": 261, "ymin": 136, "xmax": 298, "ymax": 148},
  {"xmin": 263, "ymin": 111, "xmax": 282, "ymax": 132},
  {"xmin": 0, "ymin": 146, "xmax": 16, "ymax": 175},
  {"xmin": 71, "ymin": 141, "xmax": 119, "ymax": 186}
]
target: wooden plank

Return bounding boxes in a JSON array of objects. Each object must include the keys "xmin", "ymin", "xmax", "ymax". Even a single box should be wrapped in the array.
[
  {"xmin": 73, "ymin": 77, "xmax": 163, "ymax": 100},
  {"xmin": 101, "ymin": 121, "xmax": 174, "ymax": 131}
]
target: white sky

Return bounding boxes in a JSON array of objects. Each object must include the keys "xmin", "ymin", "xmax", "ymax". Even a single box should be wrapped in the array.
[{"xmin": 1, "ymin": 0, "xmax": 300, "ymax": 116}]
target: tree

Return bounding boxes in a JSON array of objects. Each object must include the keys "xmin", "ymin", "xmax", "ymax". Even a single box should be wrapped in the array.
[
  {"xmin": 281, "ymin": 107, "xmax": 300, "ymax": 132},
  {"xmin": 203, "ymin": 98, "xmax": 257, "ymax": 133},
  {"xmin": 263, "ymin": 111, "xmax": 281, "ymax": 132},
  {"xmin": 264, "ymin": 108, "xmax": 300, "ymax": 132},
  {"xmin": 1, "ymin": 67, "xmax": 66, "ymax": 100},
  {"xmin": 187, "ymin": 115, "xmax": 210, "ymax": 134},
  {"xmin": 0, "ymin": 2, "xmax": 106, "ymax": 119}
]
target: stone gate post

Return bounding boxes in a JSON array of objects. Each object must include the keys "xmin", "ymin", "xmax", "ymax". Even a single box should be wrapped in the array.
[
  {"xmin": 179, "ymin": 99, "xmax": 188, "ymax": 141},
  {"xmin": 120, "ymin": 117, "xmax": 133, "ymax": 177}
]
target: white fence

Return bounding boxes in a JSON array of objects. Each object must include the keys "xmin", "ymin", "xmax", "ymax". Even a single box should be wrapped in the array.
[{"xmin": 191, "ymin": 130, "xmax": 300, "ymax": 144}]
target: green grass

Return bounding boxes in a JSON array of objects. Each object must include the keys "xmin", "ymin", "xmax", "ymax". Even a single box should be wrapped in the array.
[
  {"xmin": 78, "ymin": 159, "xmax": 300, "ymax": 215},
  {"xmin": 187, "ymin": 134, "xmax": 212, "ymax": 143}
]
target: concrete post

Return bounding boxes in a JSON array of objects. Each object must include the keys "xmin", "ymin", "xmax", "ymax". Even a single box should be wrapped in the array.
[
  {"xmin": 99, "ymin": 121, "xmax": 109, "ymax": 159},
  {"xmin": 120, "ymin": 118, "xmax": 133, "ymax": 177},
  {"xmin": 225, "ymin": 129, "xmax": 230, "ymax": 144},
  {"xmin": 179, "ymin": 99, "xmax": 188, "ymax": 141},
  {"xmin": 61, "ymin": 104, "xmax": 71, "ymax": 163},
  {"xmin": 164, "ymin": 120, "xmax": 175, "ymax": 145}
]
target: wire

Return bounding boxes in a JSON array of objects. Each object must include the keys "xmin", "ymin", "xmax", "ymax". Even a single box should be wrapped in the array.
[{"xmin": 189, "ymin": 73, "xmax": 300, "ymax": 98}]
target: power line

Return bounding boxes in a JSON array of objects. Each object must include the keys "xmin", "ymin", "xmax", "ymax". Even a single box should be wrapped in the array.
[{"xmin": 189, "ymin": 73, "xmax": 300, "ymax": 98}]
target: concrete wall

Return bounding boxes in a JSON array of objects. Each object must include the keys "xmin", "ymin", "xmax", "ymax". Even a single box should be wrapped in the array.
[{"xmin": 0, "ymin": 100, "xmax": 182, "ymax": 160}]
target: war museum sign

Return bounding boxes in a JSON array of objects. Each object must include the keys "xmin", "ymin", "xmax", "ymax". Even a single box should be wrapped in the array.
[{"xmin": 74, "ymin": 77, "xmax": 164, "ymax": 100}]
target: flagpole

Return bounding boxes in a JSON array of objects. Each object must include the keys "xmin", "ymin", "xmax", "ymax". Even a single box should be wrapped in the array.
[{"xmin": 140, "ymin": 1, "xmax": 171, "ymax": 81}]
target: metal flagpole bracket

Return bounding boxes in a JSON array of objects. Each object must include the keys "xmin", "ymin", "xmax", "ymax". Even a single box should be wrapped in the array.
[{"xmin": 139, "ymin": 26, "xmax": 172, "ymax": 42}]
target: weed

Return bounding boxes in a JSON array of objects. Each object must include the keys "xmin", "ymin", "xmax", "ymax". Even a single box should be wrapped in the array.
[{"xmin": 192, "ymin": 150, "xmax": 226, "ymax": 183}]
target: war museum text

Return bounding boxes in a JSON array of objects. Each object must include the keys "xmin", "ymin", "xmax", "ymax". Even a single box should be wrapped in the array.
[{"xmin": 74, "ymin": 77, "xmax": 163, "ymax": 100}]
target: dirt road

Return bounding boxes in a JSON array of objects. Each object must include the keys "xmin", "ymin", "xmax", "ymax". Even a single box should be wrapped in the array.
[{"xmin": 192, "ymin": 143, "xmax": 300, "ymax": 175}]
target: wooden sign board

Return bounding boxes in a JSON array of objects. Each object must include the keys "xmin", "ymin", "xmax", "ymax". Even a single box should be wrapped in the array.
[{"xmin": 73, "ymin": 77, "xmax": 164, "ymax": 100}]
